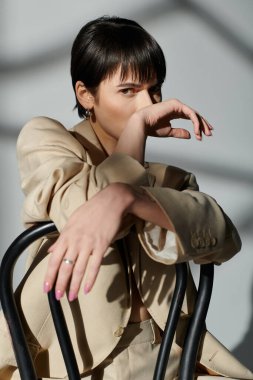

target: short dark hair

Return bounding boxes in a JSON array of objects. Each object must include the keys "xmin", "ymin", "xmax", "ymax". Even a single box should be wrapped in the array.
[{"xmin": 71, "ymin": 16, "xmax": 166, "ymax": 118}]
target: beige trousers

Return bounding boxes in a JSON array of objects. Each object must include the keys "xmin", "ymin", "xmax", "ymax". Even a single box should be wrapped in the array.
[
  {"xmin": 82, "ymin": 319, "xmax": 180, "ymax": 380},
  {"xmin": 82, "ymin": 319, "xmax": 234, "ymax": 380}
]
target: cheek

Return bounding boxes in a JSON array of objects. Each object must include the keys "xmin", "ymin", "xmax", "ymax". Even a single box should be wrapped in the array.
[{"xmin": 95, "ymin": 99, "xmax": 133, "ymax": 125}]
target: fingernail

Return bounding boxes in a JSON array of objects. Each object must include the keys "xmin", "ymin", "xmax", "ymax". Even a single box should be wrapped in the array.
[
  {"xmin": 68, "ymin": 291, "xmax": 77, "ymax": 302},
  {"xmin": 84, "ymin": 283, "xmax": 91, "ymax": 295},
  {"xmin": 43, "ymin": 281, "xmax": 51, "ymax": 293},
  {"xmin": 55, "ymin": 289, "xmax": 63, "ymax": 300}
]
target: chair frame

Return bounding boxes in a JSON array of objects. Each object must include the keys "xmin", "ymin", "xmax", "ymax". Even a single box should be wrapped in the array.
[{"xmin": 0, "ymin": 222, "xmax": 214, "ymax": 380}]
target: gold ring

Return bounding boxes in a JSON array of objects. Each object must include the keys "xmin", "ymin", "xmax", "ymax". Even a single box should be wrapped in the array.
[{"xmin": 62, "ymin": 258, "xmax": 75, "ymax": 265}]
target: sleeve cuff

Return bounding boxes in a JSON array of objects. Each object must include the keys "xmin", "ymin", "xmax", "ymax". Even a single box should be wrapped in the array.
[
  {"xmin": 93, "ymin": 153, "xmax": 151, "ymax": 189},
  {"xmin": 138, "ymin": 222, "xmax": 178, "ymax": 264}
]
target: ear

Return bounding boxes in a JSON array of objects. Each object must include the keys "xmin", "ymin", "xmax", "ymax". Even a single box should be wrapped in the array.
[{"xmin": 75, "ymin": 81, "xmax": 95, "ymax": 110}]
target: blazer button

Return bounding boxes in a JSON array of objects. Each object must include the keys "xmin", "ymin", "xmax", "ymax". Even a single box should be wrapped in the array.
[
  {"xmin": 191, "ymin": 236, "xmax": 198, "ymax": 249},
  {"xmin": 113, "ymin": 326, "xmax": 125, "ymax": 337},
  {"xmin": 195, "ymin": 238, "xmax": 201, "ymax": 249},
  {"xmin": 198, "ymin": 237, "xmax": 205, "ymax": 248},
  {"xmin": 205, "ymin": 236, "xmax": 211, "ymax": 247},
  {"xmin": 211, "ymin": 237, "xmax": 217, "ymax": 247}
]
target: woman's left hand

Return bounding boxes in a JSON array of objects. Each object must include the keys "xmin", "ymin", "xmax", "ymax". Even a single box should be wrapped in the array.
[{"xmin": 43, "ymin": 183, "xmax": 135, "ymax": 301}]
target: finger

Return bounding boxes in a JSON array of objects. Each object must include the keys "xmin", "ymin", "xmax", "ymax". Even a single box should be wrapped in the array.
[
  {"xmin": 168, "ymin": 128, "xmax": 191, "ymax": 140},
  {"xmin": 205, "ymin": 119, "xmax": 214, "ymax": 133},
  {"xmin": 54, "ymin": 247, "xmax": 78, "ymax": 300},
  {"xmin": 153, "ymin": 122, "xmax": 172, "ymax": 137},
  {"xmin": 202, "ymin": 116, "xmax": 214, "ymax": 130},
  {"xmin": 198, "ymin": 115, "xmax": 212, "ymax": 136},
  {"xmin": 68, "ymin": 250, "xmax": 90, "ymax": 301},
  {"xmin": 181, "ymin": 105, "xmax": 202, "ymax": 140},
  {"xmin": 83, "ymin": 249, "xmax": 104, "ymax": 294},
  {"xmin": 44, "ymin": 240, "xmax": 67, "ymax": 293}
]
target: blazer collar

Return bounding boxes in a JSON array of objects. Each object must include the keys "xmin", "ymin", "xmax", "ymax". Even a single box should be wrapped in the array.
[{"xmin": 71, "ymin": 119, "xmax": 108, "ymax": 165}]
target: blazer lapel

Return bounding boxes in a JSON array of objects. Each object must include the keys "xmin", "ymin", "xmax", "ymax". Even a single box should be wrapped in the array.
[{"xmin": 71, "ymin": 119, "xmax": 108, "ymax": 166}]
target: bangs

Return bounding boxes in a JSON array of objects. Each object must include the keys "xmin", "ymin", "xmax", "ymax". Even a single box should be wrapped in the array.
[
  {"xmin": 120, "ymin": 47, "xmax": 165, "ymax": 83},
  {"xmin": 94, "ymin": 26, "xmax": 166, "ymax": 85}
]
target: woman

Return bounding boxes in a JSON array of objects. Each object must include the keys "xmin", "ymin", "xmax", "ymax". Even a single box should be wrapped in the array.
[{"xmin": 0, "ymin": 16, "xmax": 252, "ymax": 380}]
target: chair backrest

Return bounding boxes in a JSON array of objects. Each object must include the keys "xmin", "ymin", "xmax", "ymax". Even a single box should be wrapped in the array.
[{"xmin": 0, "ymin": 222, "xmax": 214, "ymax": 380}]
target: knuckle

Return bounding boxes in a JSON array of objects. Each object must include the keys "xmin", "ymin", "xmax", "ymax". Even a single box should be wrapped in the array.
[
  {"xmin": 61, "ymin": 264, "xmax": 73, "ymax": 275},
  {"xmin": 171, "ymin": 98, "xmax": 181, "ymax": 107},
  {"xmin": 49, "ymin": 255, "xmax": 60, "ymax": 267},
  {"xmin": 73, "ymin": 267, "xmax": 85, "ymax": 278},
  {"xmin": 89, "ymin": 261, "xmax": 100, "ymax": 275}
]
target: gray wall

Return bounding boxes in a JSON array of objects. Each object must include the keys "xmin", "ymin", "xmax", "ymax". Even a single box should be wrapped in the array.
[{"xmin": 1, "ymin": 0, "xmax": 252, "ymax": 370}]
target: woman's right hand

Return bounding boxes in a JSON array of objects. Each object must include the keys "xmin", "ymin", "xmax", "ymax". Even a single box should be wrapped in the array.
[
  {"xmin": 137, "ymin": 98, "xmax": 213, "ymax": 140},
  {"xmin": 115, "ymin": 98, "xmax": 213, "ymax": 164}
]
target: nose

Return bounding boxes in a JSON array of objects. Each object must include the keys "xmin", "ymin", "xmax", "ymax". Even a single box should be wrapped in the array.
[{"xmin": 135, "ymin": 89, "xmax": 153, "ymax": 111}]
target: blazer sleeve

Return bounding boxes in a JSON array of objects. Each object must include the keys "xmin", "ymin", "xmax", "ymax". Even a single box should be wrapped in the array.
[
  {"xmin": 16, "ymin": 117, "xmax": 150, "ymax": 231},
  {"xmin": 136, "ymin": 168, "xmax": 242, "ymax": 265}
]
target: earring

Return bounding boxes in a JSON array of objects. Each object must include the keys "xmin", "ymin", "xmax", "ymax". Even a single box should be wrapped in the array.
[{"xmin": 85, "ymin": 109, "xmax": 91, "ymax": 119}]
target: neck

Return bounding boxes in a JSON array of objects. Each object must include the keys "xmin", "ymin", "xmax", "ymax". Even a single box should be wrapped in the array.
[{"xmin": 89, "ymin": 119, "xmax": 117, "ymax": 156}]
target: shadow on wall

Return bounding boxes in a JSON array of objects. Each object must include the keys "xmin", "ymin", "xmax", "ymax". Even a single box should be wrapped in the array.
[
  {"xmin": 231, "ymin": 217, "xmax": 253, "ymax": 372},
  {"xmin": 232, "ymin": 277, "xmax": 253, "ymax": 372}
]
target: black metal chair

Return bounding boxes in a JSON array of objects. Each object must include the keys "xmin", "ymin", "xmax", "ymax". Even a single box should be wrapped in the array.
[{"xmin": 0, "ymin": 222, "xmax": 214, "ymax": 380}]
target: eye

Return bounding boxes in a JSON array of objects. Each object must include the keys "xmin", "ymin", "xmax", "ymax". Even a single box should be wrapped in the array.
[{"xmin": 120, "ymin": 88, "xmax": 136, "ymax": 95}]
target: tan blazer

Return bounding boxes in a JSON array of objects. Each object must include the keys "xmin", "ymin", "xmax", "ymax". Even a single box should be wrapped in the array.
[{"xmin": 0, "ymin": 117, "xmax": 252, "ymax": 379}]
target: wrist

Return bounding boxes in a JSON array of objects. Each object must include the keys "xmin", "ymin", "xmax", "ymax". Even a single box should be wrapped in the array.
[
  {"xmin": 125, "ymin": 112, "xmax": 146, "ymax": 137},
  {"xmin": 106, "ymin": 183, "xmax": 136, "ymax": 216},
  {"xmin": 115, "ymin": 114, "xmax": 147, "ymax": 164}
]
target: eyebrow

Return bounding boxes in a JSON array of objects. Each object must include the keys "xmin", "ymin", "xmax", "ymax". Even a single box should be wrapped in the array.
[
  {"xmin": 117, "ymin": 82, "xmax": 142, "ymax": 88},
  {"xmin": 117, "ymin": 81, "xmax": 163, "ymax": 88}
]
